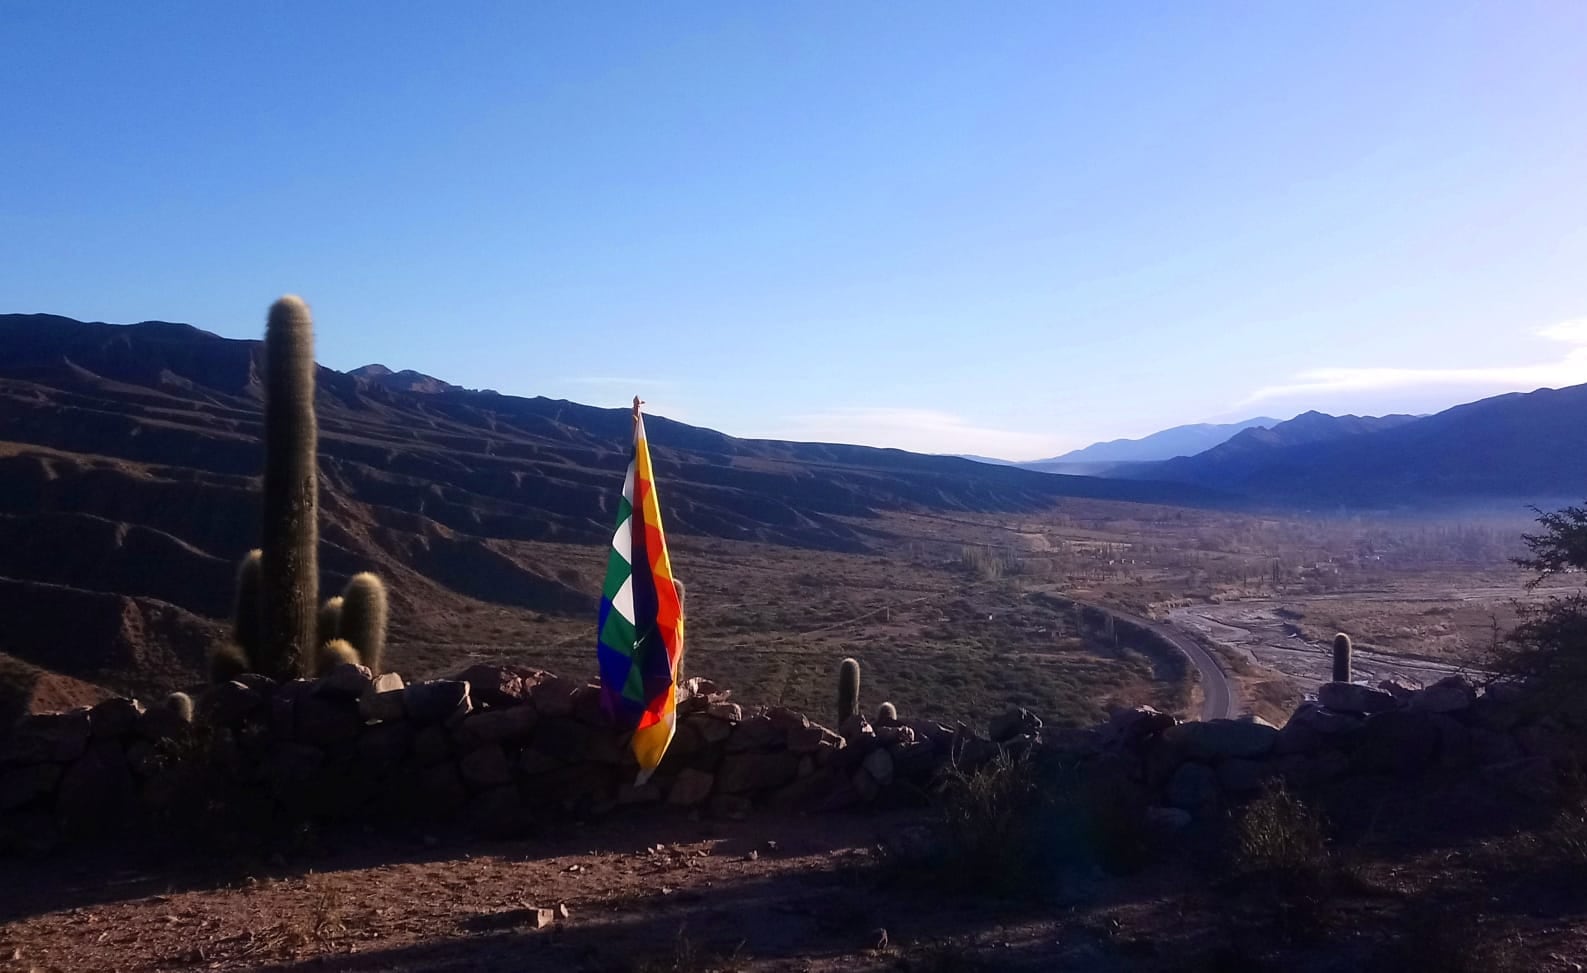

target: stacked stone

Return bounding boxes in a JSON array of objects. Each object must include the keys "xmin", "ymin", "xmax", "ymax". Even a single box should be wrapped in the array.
[{"xmin": 0, "ymin": 666, "xmax": 1569, "ymax": 858}]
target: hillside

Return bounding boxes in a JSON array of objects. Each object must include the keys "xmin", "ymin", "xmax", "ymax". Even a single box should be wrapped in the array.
[
  {"xmin": 0, "ymin": 313, "xmax": 1220, "ymax": 699},
  {"xmin": 1131, "ymin": 391, "xmax": 1587, "ymax": 507}
]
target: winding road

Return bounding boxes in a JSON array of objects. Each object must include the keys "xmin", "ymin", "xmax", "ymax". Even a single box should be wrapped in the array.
[
  {"xmin": 1102, "ymin": 605, "xmax": 1240, "ymax": 721},
  {"xmin": 1033, "ymin": 591, "xmax": 1241, "ymax": 721}
]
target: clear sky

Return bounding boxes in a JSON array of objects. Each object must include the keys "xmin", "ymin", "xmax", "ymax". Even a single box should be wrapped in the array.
[{"xmin": 4, "ymin": 2, "xmax": 1585, "ymax": 460}]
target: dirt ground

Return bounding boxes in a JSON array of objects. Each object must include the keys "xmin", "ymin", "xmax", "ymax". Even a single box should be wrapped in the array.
[{"xmin": 6, "ymin": 785, "xmax": 1587, "ymax": 973}]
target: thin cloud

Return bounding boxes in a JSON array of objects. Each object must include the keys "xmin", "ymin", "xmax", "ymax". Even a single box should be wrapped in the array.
[
  {"xmin": 766, "ymin": 407, "xmax": 1071, "ymax": 461},
  {"xmin": 1238, "ymin": 318, "xmax": 1587, "ymax": 405}
]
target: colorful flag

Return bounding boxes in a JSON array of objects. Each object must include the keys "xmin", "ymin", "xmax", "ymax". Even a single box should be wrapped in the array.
[{"xmin": 597, "ymin": 399, "xmax": 684, "ymax": 784}]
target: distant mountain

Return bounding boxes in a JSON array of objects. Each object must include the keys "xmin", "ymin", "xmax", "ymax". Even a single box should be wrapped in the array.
[
  {"xmin": 349, "ymin": 363, "xmax": 459, "ymax": 394},
  {"xmin": 1140, "ymin": 410, "xmax": 1420, "ymax": 485},
  {"xmin": 1129, "ymin": 392, "xmax": 1587, "ymax": 507},
  {"xmin": 1020, "ymin": 417, "xmax": 1278, "ymax": 472}
]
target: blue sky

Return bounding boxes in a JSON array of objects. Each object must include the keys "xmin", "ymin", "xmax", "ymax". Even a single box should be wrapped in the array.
[{"xmin": 4, "ymin": 2, "xmax": 1585, "ymax": 460}]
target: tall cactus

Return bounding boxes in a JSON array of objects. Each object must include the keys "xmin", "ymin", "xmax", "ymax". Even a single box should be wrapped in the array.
[
  {"xmin": 340, "ymin": 572, "xmax": 388, "ymax": 675},
  {"xmin": 1332, "ymin": 633, "xmax": 1353, "ymax": 683},
  {"xmin": 318, "ymin": 596, "xmax": 344, "ymax": 648},
  {"xmin": 837, "ymin": 657, "xmax": 861, "ymax": 725},
  {"xmin": 258, "ymin": 295, "xmax": 319, "ymax": 680}
]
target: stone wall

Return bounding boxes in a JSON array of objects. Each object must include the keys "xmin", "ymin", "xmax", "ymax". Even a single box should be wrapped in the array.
[{"xmin": 0, "ymin": 661, "xmax": 1571, "ymax": 857}]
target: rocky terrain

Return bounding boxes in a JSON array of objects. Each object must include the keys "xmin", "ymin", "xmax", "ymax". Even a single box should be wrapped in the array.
[{"xmin": 2, "ymin": 658, "xmax": 1583, "ymax": 969}]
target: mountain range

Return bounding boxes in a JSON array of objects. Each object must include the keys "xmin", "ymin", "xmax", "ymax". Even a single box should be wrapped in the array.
[
  {"xmin": 0, "ymin": 312, "xmax": 1221, "ymax": 710},
  {"xmin": 1018, "ymin": 416, "xmax": 1280, "ymax": 473},
  {"xmin": 1, "ymin": 310, "xmax": 1584, "ymax": 716}
]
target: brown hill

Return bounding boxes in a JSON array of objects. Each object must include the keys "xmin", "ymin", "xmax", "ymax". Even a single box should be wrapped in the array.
[{"xmin": 0, "ymin": 312, "xmax": 1220, "ymax": 706}]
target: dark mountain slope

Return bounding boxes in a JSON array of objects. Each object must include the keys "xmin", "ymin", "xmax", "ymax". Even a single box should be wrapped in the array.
[
  {"xmin": 0, "ymin": 313, "xmax": 1223, "ymax": 638},
  {"xmin": 1131, "ymin": 390, "xmax": 1586, "ymax": 506}
]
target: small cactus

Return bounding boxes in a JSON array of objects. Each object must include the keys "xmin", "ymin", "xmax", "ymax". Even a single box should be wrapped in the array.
[
  {"xmin": 259, "ymin": 295, "xmax": 320, "ymax": 680},
  {"xmin": 1332, "ymin": 633, "xmax": 1353, "ymax": 683},
  {"xmin": 318, "ymin": 596, "xmax": 344, "ymax": 647},
  {"xmin": 837, "ymin": 657, "xmax": 861, "ymax": 725},
  {"xmin": 316, "ymin": 638, "xmax": 361, "ymax": 674},
  {"xmin": 876, "ymin": 701, "xmax": 897, "ymax": 723},
  {"xmin": 339, "ymin": 573, "xmax": 388, "ymax": 675},
  {"xmin": 232, "ymin": 549, "xmax": 264, "ymax": 664},
  {"xmin": 164, "ymin": 691, "xmax": 195, "ymax": 723},
  {"xmin": 209, "ymin": 641, "xmax": 250, "ymax": 684}
]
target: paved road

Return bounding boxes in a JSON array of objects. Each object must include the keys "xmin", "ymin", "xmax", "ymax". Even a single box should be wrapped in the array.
[{"xmin": 1101, "ymin": 604, "xmax": 1240, "ymax": 721}]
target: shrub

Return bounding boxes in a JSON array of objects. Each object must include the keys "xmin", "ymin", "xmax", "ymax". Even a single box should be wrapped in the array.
[{"xmin": 1233, "ymin": 784, "xmax": 1329, "ymax": 878}]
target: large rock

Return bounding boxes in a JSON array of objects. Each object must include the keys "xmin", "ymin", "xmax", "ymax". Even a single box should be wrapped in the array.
[
  {"xmin": 453, "ymin": 665, "xmax": 528, "ymax": 708},
  {"xmin": 1103, "ymin": 706, "xmax": 1175, "ymax": 748},
  {"xmin": 1167, "ymin": 762, "xmax": 1219, "ymax": 814},
  {"xmin": 767, "ymin": 707, "xmax": 809, "ymax": 732},
  {"xmin": 314, "ymin": 663, "xmax": 374, "ymax": 699},
  {"xmin": 1275, "ymin": 698, "xmax": 1364, "ymax": 736},
  {"xmin": 413, "ymin": 724, "xmax": 453, "ymax": 766},
  {"xmin": 1318, "ymin": 682, "xmax": 1398, "ymax": 715},
  {"xmin": 207, "ymin": 680, "xmax": 266, "ymax": 727},
  {"xmin": 530, "ymin": 717, "xmax": 624, "ymax": 764},
  {"xmin": 1, "ymin": 710, "xmax": 92, "ymax": 764},
  {"xmin": 89, "ymin": 698, "xmax": 145, "ymax": 739},
  {"xmin": 404, "ymin": 680, "xmax": 473, "ymax": 724},
  {"xmin": 716, "ymin": 751, "xmax": 801, "ymax": 793},
  {"xmin": 359, "ymin": 674, "xmax": 407, "ymax": 723},
  {"xmin": 667, "ymin": 767, "xmax": 715, "ymax": 807},
  {"xmin": 861, "ymin": 748, "xmax": 895, "ymax": 787},
  {"xmin": 356, "ymin": 721, "xmax": 414, "ymax": 770},
  {"xmin": 56, "ymin": 740, "xmax": 136, "ymax": 833},
  {"xmin": 706, "ymin": 701, "xmax": 743, "ymax": 724},
  {"xmin": 296, "ymin": 696, "xmax": 362, "ymax": 749},
  {"xmin": 1470, "ymin": 687, "xmax": 1526, "ymax": 731},
  {"xmin": 411, "ymin": 762, "xmax": 468, "ymax": 818},
  {"xmin": 570, "ymin": 685, "xmax": 611, "ymax": 727},
  {"xmin": 1165, "ymin": 719, "xmax": 1277, "ymax": 760},
  {"xmin": 875, "ymin": 725, "xmax": 917, "ymax": 748},
  {"xmin": 890, "ymin": 739, "xmax": 938, "ymax": 781},
  {"xmin": 989, "ymin": 707, "xmax": 1042, "ymax": 743},
  {"xmin": 528, "ymin": 676, "xmax": 577, "ymax": 718},
  {"xmin": 1145, "ymin": 806, "xmax": 1193, "ymax": 837},
  {"xmin": 1408, "ymin": 676, "xmax": 1476, "ymax": 714},
  {"xmin": 787, "ymin": 722, "xmax": 842, "ymax": 754},
  {"xmin": 460, "ymin": 744, "xmax": 515, "ymax": 789},
  {"xmin": 1217, "ymin": 758, "xmax": 1265, "ymax": 793},
  {"xmin": 265, "ymin": 743, "xmax": 326, "ymax": 787},
  {"xmin": 1353, "ymin": 710, "xmax": 1439, "ymax": 775},
  {"xmin": 1470, "ymin": 728, "xmax": 1524, "ymax": 766},
  {"xmin": 725, "ymin": 716, "xmax": 784, "ymax": 753},
  {"xmin": 453, "ymin": 705, "xmax": 538, "ymax": 750}
]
